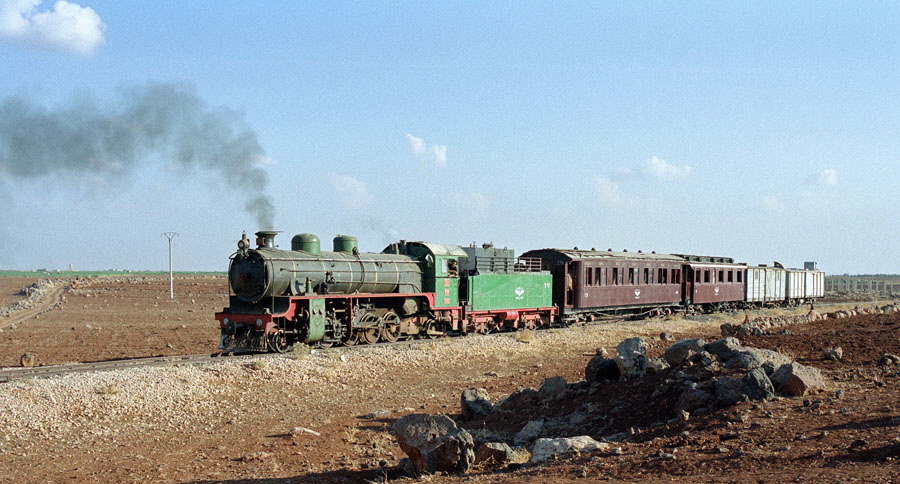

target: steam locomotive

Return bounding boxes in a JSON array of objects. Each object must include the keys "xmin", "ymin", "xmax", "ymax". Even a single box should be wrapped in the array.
[
  {"xmin": 216, "ymin": 231, "xmax": 555, "ymax": 352},
  {"xmin": 215, "ymin": 231, "xmax": 823, "ymax": 353}
]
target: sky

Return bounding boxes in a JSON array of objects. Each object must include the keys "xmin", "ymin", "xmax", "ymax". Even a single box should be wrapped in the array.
[{"xmin": 0, "ymin": 1, "xmax": 898, "ymax": 274}]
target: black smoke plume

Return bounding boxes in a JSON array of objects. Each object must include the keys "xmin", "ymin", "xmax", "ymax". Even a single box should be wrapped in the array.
[{"xmin": 0, "ymin": 82, "xmax": 275, "ymax": 228}]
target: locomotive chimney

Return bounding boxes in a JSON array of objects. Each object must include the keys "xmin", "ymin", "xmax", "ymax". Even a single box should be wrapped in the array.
[{"xmin": 255, "ymin": 231, "xmax": 279, "ymax": 249}]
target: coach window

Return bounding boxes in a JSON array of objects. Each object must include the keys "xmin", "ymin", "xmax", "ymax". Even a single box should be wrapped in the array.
[
  {"xmin": 643, "ymin": 268, "xmax": 649, "ymax": 285},
  {"xmin": 586, "ymin": 268, "xmax": 593, "ymax": 286},
  {"xmin": 728, "ymin": 270, "xmax": 734, "ymax": 283},
  {"xmin": 737, "ymin": 271, "xmax": 743, "ymax": 283},
  {"xmin": 695, "ymin": 270, "xmax": 701, "ymax": 283},
  {"xmin": 612, "ymin": 268, "xmax": 619, "ymax": 285},
  {"xmin": 628, "ymin": 268, "xmax": 635, "ymax": 285},
  {"xmin": 674, "ymin": 269, "xmax": 681, "ymax": 284},
  {"xmin": 704, "ymin": 269, "xmax": 711, "ymax": 283},
  {"xmin": 718, "ymin": 270, "xmax": 724, "ymax": 282},
  {"xmin": 595, "ymin": 267, "xmax": 602, "ymax": 286}
]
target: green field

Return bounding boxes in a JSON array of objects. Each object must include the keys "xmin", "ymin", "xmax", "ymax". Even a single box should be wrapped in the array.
[{"xmin": 0, "ymin": 270, "xmax": 225, "ymax": 278}]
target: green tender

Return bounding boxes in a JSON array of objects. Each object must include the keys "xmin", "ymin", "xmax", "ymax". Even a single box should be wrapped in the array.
[{"xmin": 464, "ymin": 272, "xmax": 552, "ymax": 311}]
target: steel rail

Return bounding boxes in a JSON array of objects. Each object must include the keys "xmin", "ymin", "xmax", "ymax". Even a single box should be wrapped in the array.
[
  {"xmin": 0, "ymin": 299, "xmax": 880, "ymax": 383},
  {"xmin": 0, "ymin": 353, "xmax": 256, "ymax": 383}
]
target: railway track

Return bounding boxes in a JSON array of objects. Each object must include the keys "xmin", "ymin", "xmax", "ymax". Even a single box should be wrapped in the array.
[
  {"xmin": 1, "ymin": 299, "xmax": 884, "ymax": 384},
  {"xmin": 0, "ymin": 352, "xmax": 256, "ymax": 384}
]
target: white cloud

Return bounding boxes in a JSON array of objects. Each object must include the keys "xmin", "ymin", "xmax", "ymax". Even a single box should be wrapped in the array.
[
  {"xmin": 328, "ymin": 174, "xmax": 373, "ymax": 211},
  {"xmin": 406, "ymin": 133, "xmax": 447, "ymax": 166},
  {"xmin": 593, "ymin": 176, "xmax": 620, "ymax": 205},
  {"xmin": 432, "ymin": 144, "xmax": 447, "ymax": 166},
  {"xmin": 817, "ymin": 168, "xmax": 837, "ymax": 186},
  {"xmin": 639, "ymin": 156, "xmax": 692, "ymax": 180},
  {"xmin": 0, "ymin": 0, "xmax": 105, "ymax": 56},
  {"xmin": 406, "ymin": 133, "xmax": 426, "ymax": 157}
]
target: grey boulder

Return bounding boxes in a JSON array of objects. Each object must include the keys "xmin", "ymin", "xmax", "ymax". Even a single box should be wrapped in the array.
[
  {"xmin": 770, "ymin": 362, "xmax": 826, "ymax": 396},
  {"xmin": 392, "ymin": 414, "xmax": 475, "ymax": 474},
  {"xmin": 715, "ymin": 368, "xmax": 776, "ymax": 406},
  {"xmin": 460, "ymin": 388, "xmax": 493, "ymax": 421},
  {"xmin": 665, "ymin": 338, "xmax": 707, "ymax": 366},
  {"xmin": 530, "ymin": 436, "xmax": 609, "ymax": 464},
  {"xmin": 615, "ymin": 337, "xmax": 648, "ymax": 378}
]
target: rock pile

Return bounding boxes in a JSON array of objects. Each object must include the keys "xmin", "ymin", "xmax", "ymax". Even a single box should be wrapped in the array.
[
  {"xmin": 817, "ymin": 304, "xmax": 899, "ymax": 320},
  {"xmin": 720, "ymin": 314, "xmax": 805, "ymax": 337},
  {"xmin": 0, "ymin": 279, "xmax": 59, "ymax": 318},
  {"xmin": 721, "ymin": 304, "xmax": 900, "ymax": 338},
  {"xmin": 392, "ymin": 334, "xmax": 830, "ymax": 475}
]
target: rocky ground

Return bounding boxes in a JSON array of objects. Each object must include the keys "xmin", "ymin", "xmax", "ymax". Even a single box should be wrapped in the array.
[{"xmin": 0, "ymin": 276, "xmax": 898, "ymax": 483}]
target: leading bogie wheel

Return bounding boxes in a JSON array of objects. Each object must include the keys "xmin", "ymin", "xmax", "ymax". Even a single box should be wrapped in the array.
[
  {"xmin": 342, "ymin": 328, "xmax": 359, "ymax": 346},
  {"xmin": 267, "ymin": 330, "xmax": 291, "ymax": 353}
]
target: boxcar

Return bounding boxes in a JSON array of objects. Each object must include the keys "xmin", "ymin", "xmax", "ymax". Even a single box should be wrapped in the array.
[
  {"xmin": 785, "ymin": 267, "xmax": 825, "ymax": 305},
  {"xmin": 745, "ymin": 264, "xmax": 787, "ymax": 307}
]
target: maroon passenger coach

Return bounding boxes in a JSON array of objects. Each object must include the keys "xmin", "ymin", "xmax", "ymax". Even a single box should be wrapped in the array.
[
  {"xmin": 521, "ymin": 248, "xmax": 686, "ymax": 322},
  {"xmin": 675, "ymin": 254, "xmax": 747, "ymax": 311}
]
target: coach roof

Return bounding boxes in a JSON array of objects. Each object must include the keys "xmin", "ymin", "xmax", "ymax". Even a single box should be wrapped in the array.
[{"xmin": 523, "ymin": 248, "xmax": 685, "ymax": 262}]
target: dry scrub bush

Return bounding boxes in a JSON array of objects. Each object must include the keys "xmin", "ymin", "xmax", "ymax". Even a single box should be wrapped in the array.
[
  {"xmin": 513, "ymin": 329, "xmax": 535, "ymax": 344},
  {"xmin": 246, "ymin": 360, "xmax": 268, "ymax": 371},
  {"xmin": 95, "ymin": 384, "xmax": 119, "ymax": 395},
  {"xmin": 289, "ymin": 344, "xmax": 313, "ymax": 360}
]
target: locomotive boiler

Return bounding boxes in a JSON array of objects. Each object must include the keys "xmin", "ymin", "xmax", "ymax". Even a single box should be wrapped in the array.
[{"xmin": 229, "ymin": 231, "xmax": 425, "ymax": 302}]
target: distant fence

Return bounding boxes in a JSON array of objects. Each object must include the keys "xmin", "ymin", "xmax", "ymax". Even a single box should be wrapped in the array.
[{"xmin": 825, "ymin": 275, "xmax": 900, "ymax": 296}]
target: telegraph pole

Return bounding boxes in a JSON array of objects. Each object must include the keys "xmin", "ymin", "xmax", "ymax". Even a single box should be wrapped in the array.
[{"xmin": 162, "ymin": 232, "xmax": 178, "ymax": 299}]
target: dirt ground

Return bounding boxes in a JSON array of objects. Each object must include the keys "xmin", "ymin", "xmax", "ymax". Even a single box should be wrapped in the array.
[
  {"xmin": 0, "ymin": 276, "xmax": 226, "ymax": 367},
  {"xmin": 0, "ymin": 276, "xmax": 898, "ymax": 483}
]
